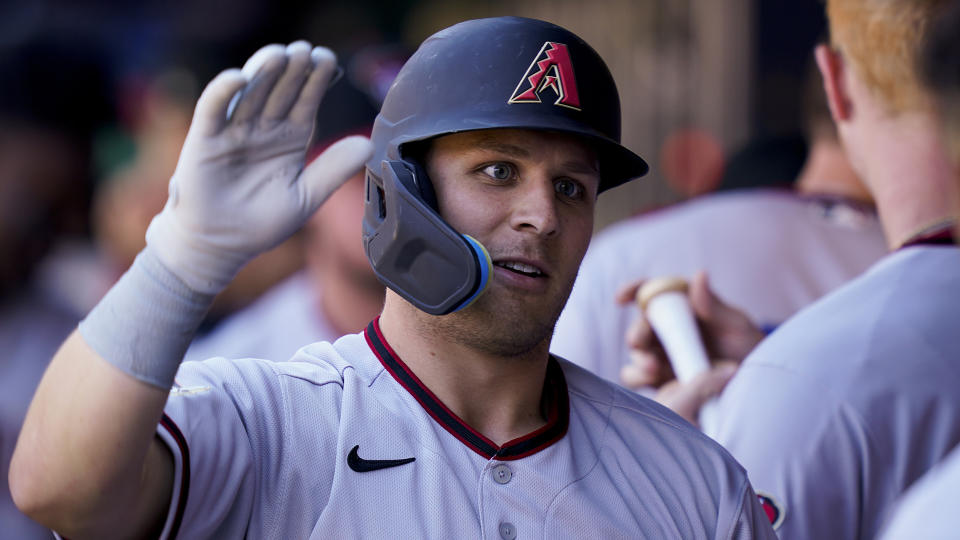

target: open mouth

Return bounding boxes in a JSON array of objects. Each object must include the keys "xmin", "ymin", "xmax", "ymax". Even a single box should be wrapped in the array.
[{"xmin": 494, "ymin": 261, "xmax": 545, "ymax": 278}]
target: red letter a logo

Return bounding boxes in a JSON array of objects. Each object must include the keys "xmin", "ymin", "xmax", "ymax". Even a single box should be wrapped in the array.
[{"xmin": 508, "ymin": 42, "xmax": 581, "ymax": 110}]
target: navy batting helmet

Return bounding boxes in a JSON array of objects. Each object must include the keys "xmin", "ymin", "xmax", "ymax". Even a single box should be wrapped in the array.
[{"xmin": 362, "ymin": 16, "xmax": 648, "ymax": 315}]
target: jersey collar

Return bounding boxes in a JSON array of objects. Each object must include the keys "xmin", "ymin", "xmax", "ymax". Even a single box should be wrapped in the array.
[
  {"xmin": 364, "ymin": 318, "xmax": 569, "ymax": 460},
  {"xmin": 897, "ymin": 218, "xmax": 958, "ymax": 249}
]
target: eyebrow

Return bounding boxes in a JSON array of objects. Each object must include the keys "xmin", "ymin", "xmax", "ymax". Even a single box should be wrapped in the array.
[
  {"xmin": 471, "ymin": 136, "xmax": 600, "ymax": 174},
  {"xmin": 472, "ymin": 138, "xmax": 532, "ymax": 158},
  {"xmin": 561, "ymin": 160, "xmax": 600, "ymax": 175}
]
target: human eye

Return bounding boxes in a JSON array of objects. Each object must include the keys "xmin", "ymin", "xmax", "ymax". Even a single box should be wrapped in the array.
[
  {"xmin": 555, "ymin": 178, "xmax": 585, "ymax": 200},
  {"xmin": 480, "ymin": 162, "xmax": 516, "ymax": 182}
]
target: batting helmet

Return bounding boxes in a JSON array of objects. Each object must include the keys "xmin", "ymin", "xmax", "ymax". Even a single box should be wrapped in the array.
[{"xmin": 362, "ymin": 16, "xmax": 648, "ymax": 315}]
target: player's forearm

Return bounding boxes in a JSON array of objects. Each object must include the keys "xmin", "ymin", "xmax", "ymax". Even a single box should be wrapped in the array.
[
  {"xmin": 11, "ymin": 247, "xmax": 213, "ymax": 536},
  {"xmin": 10, "ymin": 330, "xmax": 173, "ymax": 537}
]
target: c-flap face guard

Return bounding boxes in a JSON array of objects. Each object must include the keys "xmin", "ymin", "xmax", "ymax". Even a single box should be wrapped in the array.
[{"xmin": 363, "ymin": 159, "xmax": 491, "ymax": 315}]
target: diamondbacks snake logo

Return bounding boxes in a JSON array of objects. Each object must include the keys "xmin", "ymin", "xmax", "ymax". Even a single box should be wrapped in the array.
[{"xmin": 509, "ymin": 42, "xmax": 581, "ymax": 111}]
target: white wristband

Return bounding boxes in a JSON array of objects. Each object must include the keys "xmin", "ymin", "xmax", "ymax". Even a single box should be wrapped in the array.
[{"xmin": 79, "ymin": 247, "xmax": 216, "ymax": 388}]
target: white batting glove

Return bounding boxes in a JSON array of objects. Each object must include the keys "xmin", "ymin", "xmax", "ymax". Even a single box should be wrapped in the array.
[{"xmin": 146, "ymin": 40, "xmax": 373, "ymax": 294}]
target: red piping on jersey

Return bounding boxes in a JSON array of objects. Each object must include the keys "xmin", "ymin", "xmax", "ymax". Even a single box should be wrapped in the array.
[
  {"xmin": 159, "ymin": 413, "xmax": 190, "ymax": 539},
  {"xmin": 364, "ymin": 317, "xmax": 569, "ymax": 460},
  {"xmin": 899, "ymin": 226, "xmax": 957, "ymax": 248}
]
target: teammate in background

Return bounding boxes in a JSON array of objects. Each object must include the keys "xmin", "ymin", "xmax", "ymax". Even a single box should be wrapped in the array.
[
  {"xmin": 624, "ymin": 1, "xmax": 960, "ymax": 537},
  {"xmin": 878, "ymin": 1, "xmax": 960, "ymax": 537},
  {"xmin": 183, "ymin": 52, "xmax": 398, "ymax": 362},
  {"xmin": 551, "ymin": 59, "xmax": 887, "ymax": 391},
  {"xmin": 9, "ymin": 19, "xmax": 776, "ymax": 539}
]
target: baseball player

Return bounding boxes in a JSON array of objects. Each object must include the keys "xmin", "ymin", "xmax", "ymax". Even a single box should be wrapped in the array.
[
  {"xmin": 11, "ymin": 18, "xmax": 776, "ymax": 539},
  {"xmin": 625, "ymin": 1, "xmax": 960, "ymax": 537},
  {"xmin": 551, "ymin": 60, "xmax": 887, "ymax": 389},
  {"xmin": 879, "ymin": 3, "xmax": 960, "ymax": 537}
]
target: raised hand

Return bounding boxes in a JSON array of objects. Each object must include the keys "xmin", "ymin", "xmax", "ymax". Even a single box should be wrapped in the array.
[{"xmin": 146, "ymin": 41, "xmax": 374, "ymax": 294}]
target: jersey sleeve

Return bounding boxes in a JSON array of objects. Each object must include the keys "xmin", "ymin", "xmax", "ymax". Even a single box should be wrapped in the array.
[
  {"xmin": 154, "ymin": 357, "xmax": 283, "ymax": 539},
  {"xmin": 726, "ymin": 481, "xmax": 779, "ymax": 540},
  {"xmin": 713, "ymin": 360, "xmax": 871, "ymax": 539}
]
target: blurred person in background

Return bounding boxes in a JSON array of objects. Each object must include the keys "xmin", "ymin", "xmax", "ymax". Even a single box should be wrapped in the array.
[
  {"xmin": 625, "ymin": 0, "xmax": 960, "ymax": 536},
  {"xmin": 879, "ymin": 1, "xmax": 960, "ymax": 536},
  {"xmin": 0, "ymin": 35, "xmax": 114, "ymax": 539},
  {"xmin": 551, "ymin": 58, "xmax": 887, "ymax": 389},
  {"xmin": 183, "ymin": 44, "xmax": 403, "ymax": 361}
]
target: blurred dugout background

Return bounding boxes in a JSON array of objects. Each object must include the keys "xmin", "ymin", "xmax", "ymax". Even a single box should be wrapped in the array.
[{"xmin": 0, "ymin": 0, "xmax": 825, "ymax": 234}]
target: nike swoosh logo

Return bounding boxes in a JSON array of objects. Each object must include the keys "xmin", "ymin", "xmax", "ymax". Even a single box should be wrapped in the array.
[{"xmin": 347, "ymin": 445, "xmax": 416, "ymax": 472}]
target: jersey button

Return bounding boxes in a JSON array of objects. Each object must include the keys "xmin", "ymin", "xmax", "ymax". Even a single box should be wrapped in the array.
[
  {"xmin": 499, "ymin": 522, "xmax": 517, "ymax": 540},
  {"xmin": 491, "ymin": 464, "xmax": 513, "ymax": 484}
]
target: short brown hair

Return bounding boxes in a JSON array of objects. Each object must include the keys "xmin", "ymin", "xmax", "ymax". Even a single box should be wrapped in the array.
[{"xmin": 827, "ymin": 0, "xmax": 946, "ymax": 113}]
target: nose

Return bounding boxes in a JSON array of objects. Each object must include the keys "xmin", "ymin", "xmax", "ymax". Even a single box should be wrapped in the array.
[{"xmin": 510, "ymin": 177, "xmax": 559, "ymax": 237}]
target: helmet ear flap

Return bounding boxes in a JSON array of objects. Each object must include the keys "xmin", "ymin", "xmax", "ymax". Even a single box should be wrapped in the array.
[
  {"xmin": 400, "ymin": 157, "xmax": 438, "ymax": 211},
  {"xmin": 362, "ymin": 160, "xmax": 492, "ymax": 315}
]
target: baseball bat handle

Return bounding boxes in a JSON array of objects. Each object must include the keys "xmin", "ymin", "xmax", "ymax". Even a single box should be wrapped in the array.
[{"xmin": 637, "ymin": 277, "xmax": 721, "ymax": 434}]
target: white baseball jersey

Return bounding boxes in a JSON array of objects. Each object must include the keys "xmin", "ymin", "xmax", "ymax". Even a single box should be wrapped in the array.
[
  {"xmin": 551, "ymin": 189, "xmax": 887, "ymax": 383},
  {"xmin": 184, "ymin": 272, "xmax": 337, "ymax": 363},
  {"xmin": 1, "ymin": 288, "xmax": 79, "ymax": 540},
  {"xmin": 155, "ymin": 320, "xmax": 776, "ymax": 539},
  {"xmin": 711, "ymin": 245, "xmax": 960, "ymax": 539},
  {"xmin": 879, "ymin": 444, "xmax": 960, "ymax": 539}
]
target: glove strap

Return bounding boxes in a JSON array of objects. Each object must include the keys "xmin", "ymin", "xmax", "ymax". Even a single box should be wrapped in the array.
[{"xmin": 79, "ymin": 247, "xmax": 216, "ymax": 388}]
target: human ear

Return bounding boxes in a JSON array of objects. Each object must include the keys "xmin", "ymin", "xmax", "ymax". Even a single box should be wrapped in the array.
[{"xmin": 814, "ymin": 44, "xmax": 853, "ymax": 122}]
